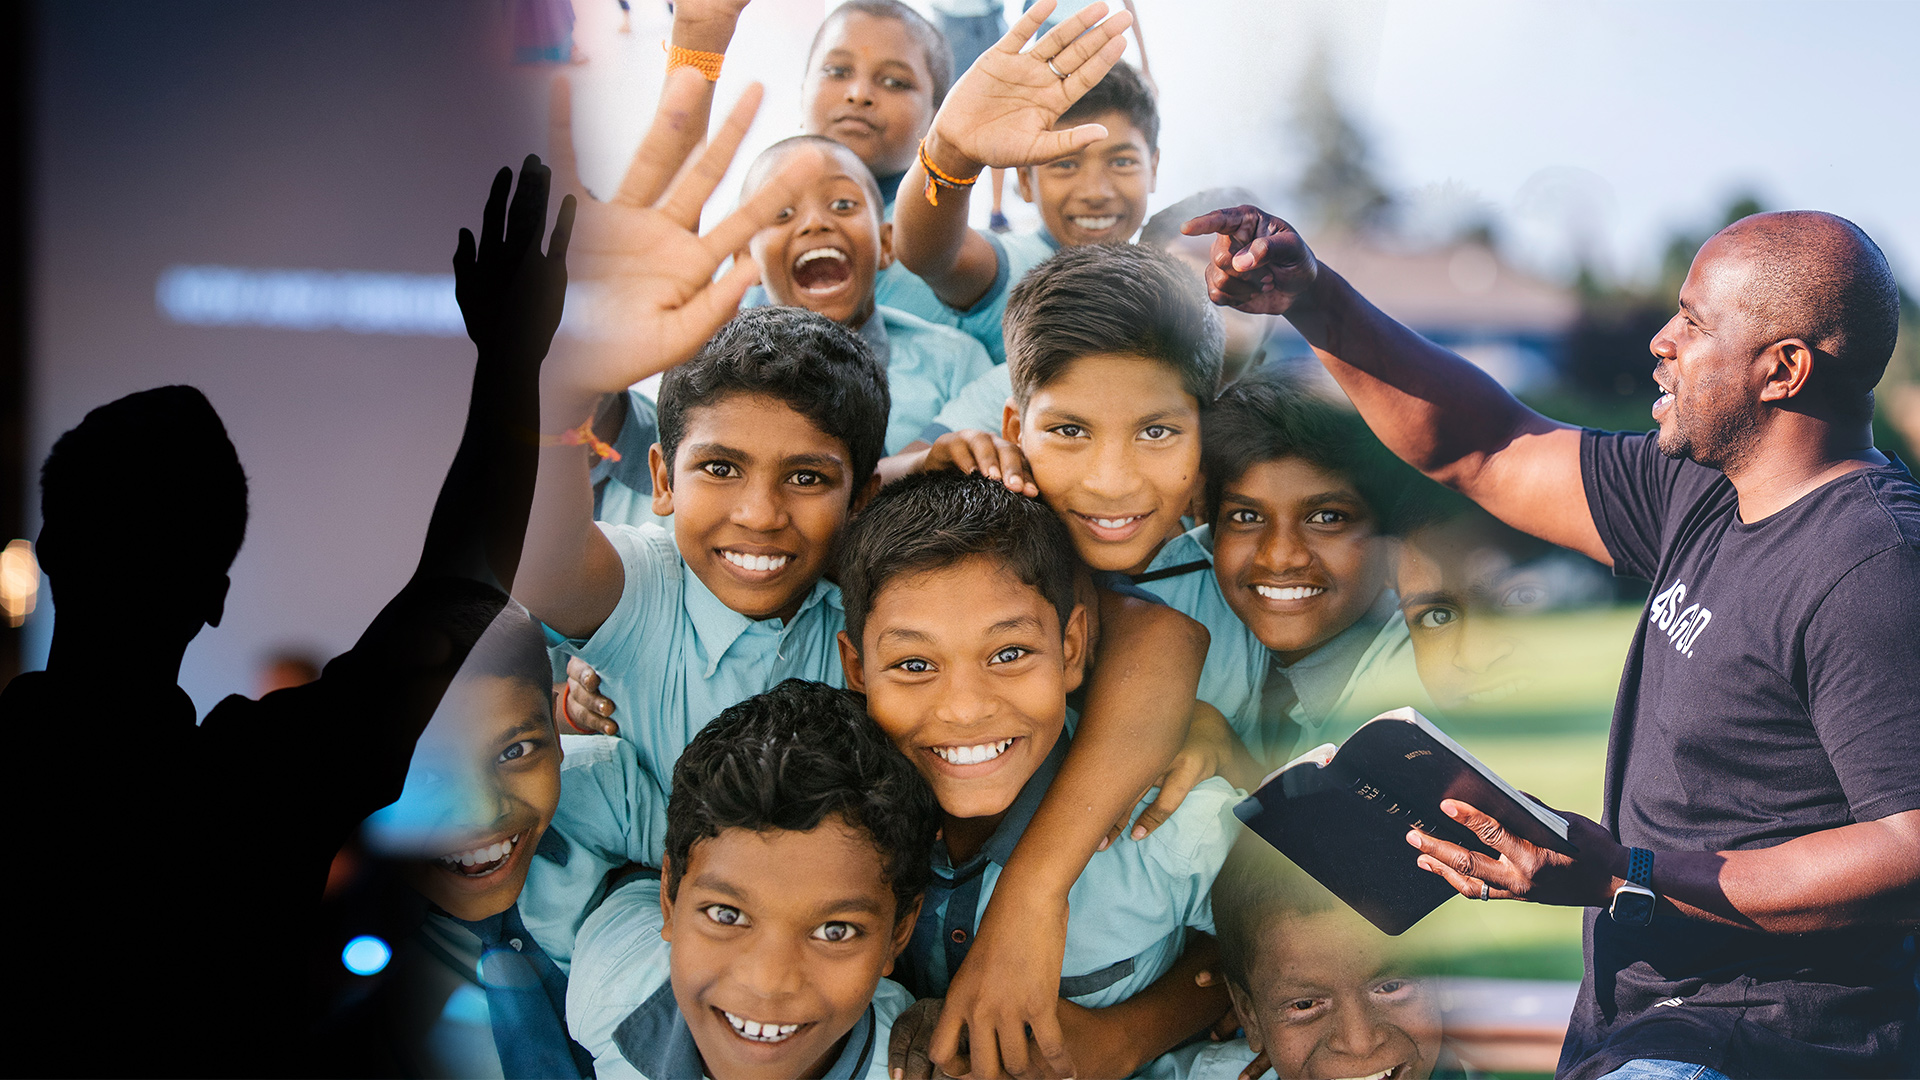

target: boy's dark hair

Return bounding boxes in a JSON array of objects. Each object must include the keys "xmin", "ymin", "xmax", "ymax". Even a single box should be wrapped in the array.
[
  {"xmin": 1211, "ymin": 832, "xmax": 1341, "ymax": 994},
  {"xmin": 1139, "ymin": 187, "xmax": 1264, "ymax": 249},
  {"xmin": 1059, "ymin": 60, "xmax": 1157, "ymax": 151},
  {"xmin": 1004, "ymin": 243, "xmax": 1224, "ymax": 409},
  {"xmin": 808, "ymin": 0, "xmax": 955, "ymax": 110},
  {"xmin": 41, "ymin": 385, "xmax": 248, "ymax": 579},
  {"xmin": 658, "ymin": 307, "xmax": 890, "ymax": 493},
  {"xmin": 467, "ymin": 600, "xmax": 555, "ymax": 700},
  {"xmin": 838, "ymin": 470, "xmax": 1077, "ymax": 649},
  {"xmin": 1201, "ymin": 370, "xmax": 1417, "ymax": 528},
  {"xmin": 665, "ymin": 679, "xmax": 939, "ymax": 920},
  {"xmin": 746, "ymin": 135, "xmax": 884, "ymax": 211}
]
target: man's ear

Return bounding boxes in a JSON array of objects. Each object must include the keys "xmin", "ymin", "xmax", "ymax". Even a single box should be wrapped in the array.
[
  {"xmin": 876, "ymin": 220, "xmax": 895, "ymax": 272},
  {"xmin": 1227, "ymin": 982, "xmax": 1263, "ymax": 1055},
  {"xmin": 203, "ymin": 574, "xmax": 232, "ymax": 629},
  {"xmin": 1016, "ymin": 166, "xmax": 1036, "ymax": 204},
  {"xmin": 882, "ymin": 895, "xmax": 923, "ymax": 976},
  {"xmin": 658, "ymin": 856, "xmax": 676, "ymax": 942},
  {"xmin": 852, "ymin": 471, "xmax": 883, "ymax": 515},
  {"xmin": 1760, "ymin": 338, "xmax": 1815, "ymax": 403},
  {"xmin": 1001, "ymin": 400, "xmax": 1022, "ymax": 444},
  {"xmin": 1060, "ymin": 602, "xmax": 1090, "ymax": 695},
  {"xmin": 837, "ymin": 629, "xmax": 867, "ymax": 693},
  {"xmin": 649, "ymin": 443, "xmax": 675, "ymax": 517}
]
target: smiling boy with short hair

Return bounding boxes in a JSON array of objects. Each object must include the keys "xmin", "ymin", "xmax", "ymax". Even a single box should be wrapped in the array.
[
  {"xmin": 564, "ymin": 679, "xmax": 940, "ymax": 1080},
  {"xmin": 836, "ymin": 471, "xmax": 1240, "ymax": 1076}
]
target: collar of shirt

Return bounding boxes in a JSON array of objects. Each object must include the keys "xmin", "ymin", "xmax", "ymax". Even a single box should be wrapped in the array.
[
  {"xmin": 613, "ymin": 980, "xmax": 879, "ymax": 1080},
  {"xmin": 855, "ymin": 308, "xmax": 892, "ymax": 369},
  {"xmin": 1273, "ymin": 587, "xmax": 1399, "ymax": 721},
  {"xmin": 679, "ymin": 559, "xmax": 839, "ymax": 679},
  {"xmin": 933, "ymin": 729, "xmax": 1070, "ymax": 878}
]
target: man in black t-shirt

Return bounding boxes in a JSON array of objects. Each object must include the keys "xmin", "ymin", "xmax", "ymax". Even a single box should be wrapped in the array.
[{"xmin": 1186, "ymin": 204, "xmax": 1920, "ymax": 1079}]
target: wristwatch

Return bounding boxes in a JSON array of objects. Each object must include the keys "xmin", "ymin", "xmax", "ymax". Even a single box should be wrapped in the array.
[{"xmin": 1609, "ymin": 847, "xmax": 1656, "ymax": 926}]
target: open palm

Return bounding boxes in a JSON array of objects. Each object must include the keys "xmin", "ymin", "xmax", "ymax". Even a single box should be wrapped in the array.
[
  {"xmin": 545, "ymin": 70, "xmax": 795, "ymax": 396},
  {"xmin": 932, "ymin": 0, "xmax": 1134, "ymax": 171}
]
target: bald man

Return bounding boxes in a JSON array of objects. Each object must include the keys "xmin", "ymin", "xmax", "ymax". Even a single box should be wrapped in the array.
[{"xmin": 1186, "ymin": 206, "xmax": 1919, "ymax": 1080}]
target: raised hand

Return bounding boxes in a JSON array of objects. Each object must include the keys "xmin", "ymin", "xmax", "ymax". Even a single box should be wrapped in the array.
[
  {"xmin": 545, "ymin": 69, "xmax": 798, "ymax": 399},
  {"xmin": 453, "ymin": 155, "xmax": 575, "ymax": 362},
  {"xmin": 922, "ymin": 0, "xmax": 1133, "ymax": 176},
  {"xmin": 1407, "ymin": 798, "xmax": 1624, "ymax": 907},
  {"xmin": 1180, "ymin": 205, "xmax": 1320, "ymax": 317}
]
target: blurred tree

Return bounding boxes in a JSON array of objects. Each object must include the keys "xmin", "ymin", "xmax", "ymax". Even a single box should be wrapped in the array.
[{"xmin": 1291, "ymin": 47, "xmax": 1392, "ymax": 234}]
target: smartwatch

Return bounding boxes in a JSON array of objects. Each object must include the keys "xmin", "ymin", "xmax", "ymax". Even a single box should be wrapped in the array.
[{"xmin": 1608, "ymin": 846, "xmax": 1656, "ymax": 926}]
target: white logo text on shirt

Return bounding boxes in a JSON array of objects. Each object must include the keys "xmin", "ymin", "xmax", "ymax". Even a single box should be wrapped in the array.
[{"xmin": 1649, "ymin": 581, "xmax": 1712, "ymax": 658}]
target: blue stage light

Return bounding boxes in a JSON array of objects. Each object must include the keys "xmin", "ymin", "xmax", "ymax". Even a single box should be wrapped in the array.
[{"xmin": 341, "ymin": 934, "xmax": 392, "ymax": 976}]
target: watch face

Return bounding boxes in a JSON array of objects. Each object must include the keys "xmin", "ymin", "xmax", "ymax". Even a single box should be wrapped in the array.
[{"xmin": 1610, "ymin": 887, "xmax": 1656, "ymax": 926}]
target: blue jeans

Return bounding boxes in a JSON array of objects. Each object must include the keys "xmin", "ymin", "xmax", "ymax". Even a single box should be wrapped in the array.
[{"xmin": 1598, "ymin": 1061, "xmax": 1731, "ymax": 1080}]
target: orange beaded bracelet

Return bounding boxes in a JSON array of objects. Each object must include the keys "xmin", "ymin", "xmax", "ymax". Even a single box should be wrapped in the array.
[
  {"xmin": 664, "ymin": 41, "xmax": 724, "ymax": 81},
  {"xmin": 918, "ymin": 138, "xmax": 980, "ymax": 207}
]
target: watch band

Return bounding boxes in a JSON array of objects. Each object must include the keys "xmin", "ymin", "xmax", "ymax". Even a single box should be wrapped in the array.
[{"xmin": 1627, "ymin": 846, "xmax": 1654, "ymax": 889}]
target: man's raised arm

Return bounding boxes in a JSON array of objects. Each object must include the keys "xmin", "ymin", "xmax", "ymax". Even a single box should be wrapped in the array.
[{"xmin": 1183, "ymin": 206, "xmax": 1609, "ymax": 565}]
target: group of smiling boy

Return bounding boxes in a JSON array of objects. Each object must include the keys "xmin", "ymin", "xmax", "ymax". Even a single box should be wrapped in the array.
[{"xmin": 369, "ymin": 4, "xmax": 1548, "ymax": 1079}]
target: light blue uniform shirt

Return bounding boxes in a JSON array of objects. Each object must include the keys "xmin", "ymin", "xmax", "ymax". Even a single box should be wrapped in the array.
[
  {"xmin": 922, "ymin": 361, "xmax": 1013, "ymax": 441},
  {"xmin": 857, "ymin": 305, "xmax": 994, "ymax": 454},
  {"xmin": 897, "ymin": 733, "xmax": 1241, "ymax": 1009},
  {"xmin": 555, "ymin": 524, "xmax": 847, "ymax": 862},
  {"xmin": 567, "ymin": 875, "xmax": 912, "ymax": 1080},
  {"xmin": 1135, "ymin": 525, "xmax": 1429, "ymax": 765},
  {"xmin": 1138, "ymin": 1038, "xmax": 1263, "ymax": 1080}
]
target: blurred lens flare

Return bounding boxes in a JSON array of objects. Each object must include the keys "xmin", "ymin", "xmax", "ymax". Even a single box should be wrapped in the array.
[
  {"xmin": 341, "ymin": 934, "xmax": 392, "ymax": 976},
  {"xmin": 0, "ymin": 539, "xmax": 39, "ymax": 627}
]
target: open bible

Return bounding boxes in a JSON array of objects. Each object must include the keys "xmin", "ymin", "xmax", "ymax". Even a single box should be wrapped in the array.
[{"xmin": 1232, "ymin": 707, "xmax": 1576, "ymax": 934}]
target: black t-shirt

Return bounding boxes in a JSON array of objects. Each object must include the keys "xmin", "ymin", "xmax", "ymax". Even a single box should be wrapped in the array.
[{"xmin": 1561, "ymin": 430, "xmax": 1920, "ymax": 1079}]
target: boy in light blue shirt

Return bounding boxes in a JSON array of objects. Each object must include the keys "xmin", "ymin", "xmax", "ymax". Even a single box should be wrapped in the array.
[
  {"xmin": 1137, "ymin": 373, "xmax": 1430, "ymax": 765},
  {"xmin": 566, "ymin": 680, "xmax": 941, "ymax": 1080},
  {"xmin": 836, "ymin": 471, "xmax": 1241, "ymax": 1077}
]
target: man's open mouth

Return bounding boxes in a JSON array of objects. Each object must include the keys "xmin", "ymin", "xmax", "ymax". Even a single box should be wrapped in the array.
[
  {"xmin": 792, "ymin": 247, "xmax": 853, "ymax": 295},
  {"xmin": 435, "ymin": 832, "xmax": 521, "ymax": 878}
]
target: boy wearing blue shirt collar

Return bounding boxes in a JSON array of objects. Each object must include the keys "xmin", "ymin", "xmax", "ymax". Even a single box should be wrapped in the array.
[
  {"xmin": 837, "ymin": 472, "xmax": 1241, "ymax": 1076},
  {"xmin": 566, "ymin": 680, "xmax": 940, "ymax": 1080},
  {"xmin": 1138, "ymin": 374, "xmax": 1430, "ymax": 765}
]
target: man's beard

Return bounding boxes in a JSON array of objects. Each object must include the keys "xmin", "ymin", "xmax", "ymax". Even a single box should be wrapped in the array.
[{"xmin": 1657, "ymin": 390, "xmax": 1759, "ymax": 473}]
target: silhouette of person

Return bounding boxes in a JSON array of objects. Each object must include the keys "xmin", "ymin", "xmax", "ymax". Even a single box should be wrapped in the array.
[{"xmin": 1, "ymin": 155, "xmax": 573, "ymax": 1078}]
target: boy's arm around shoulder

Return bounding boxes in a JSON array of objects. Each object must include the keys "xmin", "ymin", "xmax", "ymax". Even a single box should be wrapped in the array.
[{"xmin": 927, "ymin": 581, "xmax": 1208, "ymax": 1079}]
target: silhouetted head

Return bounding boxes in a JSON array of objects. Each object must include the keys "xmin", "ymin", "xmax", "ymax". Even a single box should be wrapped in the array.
[
  {"xmin": 38, "ymin": 385, "xmax": 248, "ymax": 639},
  {"xmin": 1649, "ymin": 210, "xmax": 1900, "ymax": 470}
]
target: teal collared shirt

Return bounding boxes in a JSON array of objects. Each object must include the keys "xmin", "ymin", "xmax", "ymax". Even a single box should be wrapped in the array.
[
  {"xmin": 856, "ymin": 305, "xmax": 995, "ymax": 454},
  {"xmin": 566, "ymin": 876, "xmax": 911, "ymax": 1080},
  {"xmin": 1139, "ymin": 1038, "xmax": 1263, "ymax": 1080},
  {"xmin": 556, "ymin": 524, "xmax": 847, "ymax": 862},
  {"xmin": 897, "ymin": 731, "xmax": 1241, "ymax": 1009},
  {"xmin": 923, "ymin": 361, "xmax": 1013, "ymax": 440},
  {"xmin": 588, "ymin": 390, "xmax": 671, "ymax": 532},
  {"xmin": 1135, "ymin": 526, "xmax": 1430, "ymax": 764}
]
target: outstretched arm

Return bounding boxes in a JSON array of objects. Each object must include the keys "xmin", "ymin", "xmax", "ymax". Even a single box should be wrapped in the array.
[
  {"xmin": 931, "ymin": 586, "xmax": 1206, "ymax": 1080},
  {"xmin": 1183, "ymin": 206, "xmax": 1607, "ymax": 564},
  {"xmin": 894, "ymin": 0, "xmax": 1131, "ymax": 309},
  {"xmin": 514, "ymin": 71, "xmax": 799, "ymax": 639}
]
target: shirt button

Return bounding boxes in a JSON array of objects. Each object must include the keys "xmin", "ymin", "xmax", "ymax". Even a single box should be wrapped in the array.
[
  {"xmin": 950, "ymin": 929, "xmax": 968, "ymax": 944},
  {"xmin": 509, "ymin": 938, "xmax": 523, "ymax": 951}
]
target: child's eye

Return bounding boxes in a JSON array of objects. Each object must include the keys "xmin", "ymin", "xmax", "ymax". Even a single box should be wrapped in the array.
[
  {"xmin": 1283, "ymin": 997, "xmax": 1326, "ymax": 1020},
  {"xmin": 1110, "ymin": 155, "xmax": 1139, "ymax": 168},
  {"xmin": 1501, "ymin": 582, "xmax": 1548, "ymax": 610},
  {"xmin": 879, "ymin": 76, "xmax": 912, "ymax": 91},
  {"xmin": 1226, "ymin": 508, "xmax": 1262, "ymax": 526},
  {"xmin": 774, "ymin": 206, "xmax": 794, "ymax": 222},
  {"xmin": 701, "ymin": 461, "xmax": 740, "ymax": 479},
  {"xmin": 892, "ymin": 657, "xmax": 934, "ymax": 674},
  {"xmin": 822, "ymin": 63, "xmax": 851, "ymax": 79},
  {"xmin": 703, "ymin": 904, "xmax": 748, "ymax": 927},
  {"xmin": 789, "ymin": 470, "xmax": 829, "ymax": 487},
  {"xmin": 830, "ymin": 197, "xmax": 858, "ymax": 212},
  {"xmin": 989, "ymin": 646, "xmax": 1030, "ymax": 665},
  {"xmin": 1305, "ymin": 508, "xmax": 1348, "ymax": 526},
  {"xmin": 1140, "ymin": 425, "xmax": 1176, "ymax": 441},
  {"xmin": 497, "ymin": 739, "xmax": 538, "ymax": 764},
  {"xmin": 1374, "ymin": 978, "xmax": 1415, "ymax": 998},
  {"xmin": 1415, "ymin": 607, "xmax": 1458, "ymax": 630},
  {"xmin": 1047, "ymin": 424, "xmax": 1086, "ymax": 439},
  {"xmin": 812, "ymin": 921, "xmax": 861, "ymax": 943}
]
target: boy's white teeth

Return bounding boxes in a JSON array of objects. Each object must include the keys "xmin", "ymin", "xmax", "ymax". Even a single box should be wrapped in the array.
[
  {"xmin": 1255, "ymin": 584, "xmax": 1325, "ymax": 601},
  {"xmin": 1330, "ymin": 1070, "xmax": 1394, "ymax": 1080},
  {"xmin": 1070, "ymin": 215, "xmax": 1119, "ymax": 231},
  {"xmin": 793, "ymin": 247, "xmax": 848, "ymax": 268},
  {"xmin": 1090, "ymin": 515, "xmax": 1141, "ymax": 530},
  {"xmin": 723, "ymin": 551, "xmax": 791, "ymax": 573},
  {"xmin": 438, "ymin": 832, "xmax": 519, "ymax": 870},
  {"xmin": 723, "ymin": 1010, "xmax": 801, "ymax": 1042},
  {"xmin": 933, "ymin": 738, "xmax": 1014, "ymax": 766}
]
